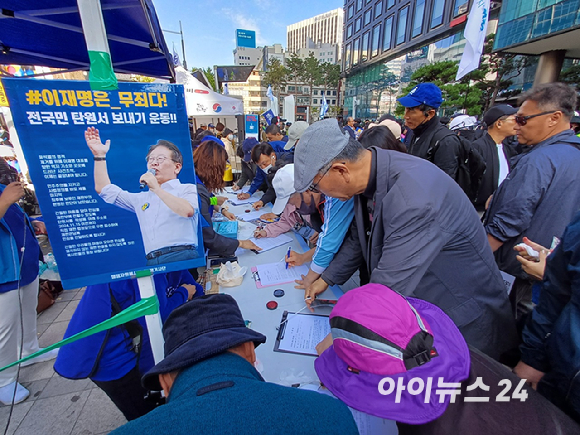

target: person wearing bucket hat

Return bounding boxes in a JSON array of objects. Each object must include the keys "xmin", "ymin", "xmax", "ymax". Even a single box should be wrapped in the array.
[
  {"xmin": 316, "ymin": 283, "xmax": 471, "ymax": 424},
  {"xmin": 398, "ymin": 83, "xmax": 464, "ymax": 181},
  {"xmin": 315, "ymin": 284, "xmax": 580, "ymax": 434},
  {"xmin": 293, "ymin": 119, "xmax": 517, "ymax": 361},
  {"xmin": 111, "ymin": 294, "xmax": 358, "ymax": 435}
]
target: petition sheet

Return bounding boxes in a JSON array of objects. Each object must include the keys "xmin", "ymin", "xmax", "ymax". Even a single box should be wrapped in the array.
[
  {"xmin": 276, "ymin": 312, "xmax": 330, "ymax": 356},
  {"xmin": 255, "ymin": 262, "xmax": 309, "ymax": 286}
]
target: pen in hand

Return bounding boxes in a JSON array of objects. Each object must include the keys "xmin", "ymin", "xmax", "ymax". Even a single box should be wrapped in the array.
[{"xmin": 285, "ymin": 247, "xmax": 291, "ymax": 270}]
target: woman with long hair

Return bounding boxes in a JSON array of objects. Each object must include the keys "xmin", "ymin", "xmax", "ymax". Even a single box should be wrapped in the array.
[{"xmin": 193, "ymin": 141, "xmax": 260, "ymax": 256}]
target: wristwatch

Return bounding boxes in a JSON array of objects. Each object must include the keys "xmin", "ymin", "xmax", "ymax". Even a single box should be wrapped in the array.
[{"xmin": 94, "ymin": 156, "xmax": 106, "ymax": 161}]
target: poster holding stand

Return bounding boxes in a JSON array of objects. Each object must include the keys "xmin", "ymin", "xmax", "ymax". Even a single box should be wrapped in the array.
[{"xmin": 2, "ymin": 78, "xmax": 206, "ymax": 292}]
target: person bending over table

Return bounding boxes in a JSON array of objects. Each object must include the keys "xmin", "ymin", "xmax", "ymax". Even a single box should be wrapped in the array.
[
  {"xmin": 85, "ymin": 127, "xmax": 199, "ymax": 266},
  {"xmin": 193, "ymin": 141, "xmax": 261, "ymax": 256},
  {"xmin": 236, "ymin": 141, "xmax": 292, "ymax": 210}
]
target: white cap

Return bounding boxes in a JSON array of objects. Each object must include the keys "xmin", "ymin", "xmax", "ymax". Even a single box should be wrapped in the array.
[
  {"xmin": 449, "ymin": 115, "xmax": 477, "ymax": 130},
  {"xmin": 368, "ymin": 119, "xmax": 402, "ymax": 139},
  {"xmin": 272, "ymin": 164, "xmax": 295, "ymax": 215},
  {"xmin": 284, "ymin": 121, "xmax": 309, "ymax": 150}
]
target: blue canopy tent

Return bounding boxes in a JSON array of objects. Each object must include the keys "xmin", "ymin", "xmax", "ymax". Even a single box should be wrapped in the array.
[{"xmin": 0, "ymin": 0, "xmax": 175, "ymax": 81}]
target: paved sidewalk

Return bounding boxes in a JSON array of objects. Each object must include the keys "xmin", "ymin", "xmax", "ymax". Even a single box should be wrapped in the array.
[{"xmin": 0, "ymin": 288, "xmax": 127, "ymax": 435}]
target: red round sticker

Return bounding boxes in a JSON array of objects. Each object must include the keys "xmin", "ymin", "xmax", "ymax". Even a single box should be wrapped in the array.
[{"xmin": 266, "ymin": 301, "xmax": 278, "ymax": 310}]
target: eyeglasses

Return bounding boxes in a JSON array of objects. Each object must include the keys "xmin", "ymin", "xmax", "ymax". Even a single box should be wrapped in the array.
[
  {"xmin": 514, "ymin": 111, "xmax": 557, "ymax": 126},
  {"xmin": 146, "ymin": 155, "xmax": 173, "ymax": 164},
  {"xmin": 308, "ymin": 164, "xmax": 334, "ymax": 193}
]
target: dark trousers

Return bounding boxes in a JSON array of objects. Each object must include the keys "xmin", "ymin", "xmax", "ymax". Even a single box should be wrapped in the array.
[{"xmin": 93, "ymin": 366, "xmax": 157, "ymax": 421}]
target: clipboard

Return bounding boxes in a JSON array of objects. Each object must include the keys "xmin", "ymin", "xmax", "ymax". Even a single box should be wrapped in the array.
[
  {"xmin": 251, "ymin": 266, "xmax": 297, "ymax": 288},
  {"xmin": 274, "ymin": 310, "xmax": 330, "ymax": 357}
]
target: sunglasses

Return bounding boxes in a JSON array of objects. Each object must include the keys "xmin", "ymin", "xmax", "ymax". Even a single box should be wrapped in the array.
[{"xmin": 514, "ymin": 111, "xmax": 557, "ymax": 126}]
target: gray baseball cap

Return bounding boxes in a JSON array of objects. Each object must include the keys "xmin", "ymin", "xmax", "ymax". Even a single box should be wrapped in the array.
[
  {"xmin": 284, "ymin": 121, "xmax": 309, "ymax": 150},
  {"xmin": 294, "ymin": 119, "xmax": 350, "ymax": 192}
]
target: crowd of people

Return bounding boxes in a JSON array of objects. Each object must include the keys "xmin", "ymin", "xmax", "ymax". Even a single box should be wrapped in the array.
[{"xmin": 2, "ymin": 80, "xmax": 580, "ymax": 433}]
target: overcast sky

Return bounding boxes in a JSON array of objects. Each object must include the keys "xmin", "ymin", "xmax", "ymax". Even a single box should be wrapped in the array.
[{"xmin": 155, "ymin": 0, "xmax": 343, "ymax": 69}]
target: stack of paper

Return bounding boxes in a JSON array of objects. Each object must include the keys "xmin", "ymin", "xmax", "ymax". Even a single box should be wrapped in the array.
[
  {"xmin": 229, "ymin": 196, "xmax": 259, "ymax": 206},
  {"xmin": 236, "ymin": 210, "xmax": 263, "ymax": 221},
  {"xmin": 255, "ymin": 262, "xmax": 310, "ymax": 286},
  {"xmin": 249, "ymin": 233, "xmax": 293, "ymax": 252}
]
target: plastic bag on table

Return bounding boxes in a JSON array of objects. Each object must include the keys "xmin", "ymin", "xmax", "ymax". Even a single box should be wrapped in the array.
[{"xmin": 216, "ymin": 261, "xmax": 247, "ymax": 287}]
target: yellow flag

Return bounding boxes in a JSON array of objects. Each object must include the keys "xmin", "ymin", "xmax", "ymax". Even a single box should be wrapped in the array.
[{"xmin": 0, "ymin": 81, "xmax": 9, "ymax": 106}]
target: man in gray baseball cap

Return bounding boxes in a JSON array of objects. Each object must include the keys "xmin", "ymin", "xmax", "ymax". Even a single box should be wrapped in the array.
[{"xmin": 294, "ymin": 119, "xmax": 517, "ymax": 363}]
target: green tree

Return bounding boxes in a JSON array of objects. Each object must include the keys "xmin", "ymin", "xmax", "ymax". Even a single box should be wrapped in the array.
[
  {"xmin": 375, "ymin": 65, "xmax": 400, "ymax": 114},
  {"xmin": 561, "ymin": 62, "xmax": 580, "ymax": 90},
  {"xmin": 263, "ymin": 58, "xmax": 289, "ymax": 102},
  {"xmin": 191, "ymin": 67, "xmax": 216, "ymax": 91},
  {"xmin": 301, "ymin": 52, "xmax": 323, "ymax": 109},
  {"xmin": 286, "ymin": 53, "xmax": 304, "ymax": 89},
  {"xmin": 474, "ymin": 33, "xmax": 533, "ymax": 111},
  {"xmin": 320, "ymin": 62, "xmax": 341, "ymax": 94},
  {"xmin": 394, "ymin": 60, "xmax": 482, "ymax": 116}
]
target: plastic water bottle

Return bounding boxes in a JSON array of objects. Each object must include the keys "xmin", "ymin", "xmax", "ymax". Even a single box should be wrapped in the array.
[{"xmin": 45, "ymin": 253, "xmax": 58, "ymax": 273}]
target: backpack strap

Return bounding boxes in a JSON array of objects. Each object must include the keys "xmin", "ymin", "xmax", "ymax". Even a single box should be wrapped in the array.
[
  {"xmin": 109, "ymin": 287, "xmax": 143, "ymax": 359},
  {"xmin": 426, "ymin": 126, "xmax": 456, "ymax": 162}
]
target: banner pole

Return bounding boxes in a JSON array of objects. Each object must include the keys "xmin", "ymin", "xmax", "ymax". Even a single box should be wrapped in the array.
[{"xmin": 136, "ymin": 273, "xmax": 165, "ymax": 364}]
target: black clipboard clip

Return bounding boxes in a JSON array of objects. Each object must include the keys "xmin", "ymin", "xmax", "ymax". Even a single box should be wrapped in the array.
[
  {"xmin": 275, "ymin": 311, "xmax": 289, "ymax": 339},
  {"xmin": 252, "ymin": 270, "xmax": 261, "ymax": 282}
]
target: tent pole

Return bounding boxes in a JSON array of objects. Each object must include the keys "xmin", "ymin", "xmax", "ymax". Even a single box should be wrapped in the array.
[{"xmin": 76, "ymin": 0, "xmax": 118, "ymax": 90}]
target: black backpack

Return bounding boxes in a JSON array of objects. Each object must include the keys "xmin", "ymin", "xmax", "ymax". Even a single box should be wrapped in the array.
[{"xmin": 427, "ymin": 127, "xmax": 487, "ymax": 203}]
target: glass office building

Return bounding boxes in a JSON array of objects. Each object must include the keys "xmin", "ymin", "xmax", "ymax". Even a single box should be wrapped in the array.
[
  {"xmin": 495, "ymin": 0, "xmax": 580, "ymax": 54},
  {"xmin": 342, "ymin": 0, "xmax": 500, "ymax": 118}
]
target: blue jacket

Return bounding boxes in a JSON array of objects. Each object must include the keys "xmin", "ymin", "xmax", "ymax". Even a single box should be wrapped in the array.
[
  {"xmin": 54, "ymin": 271, "xmax": 201, "ymax": 382},
  {"xmin": 111, "ymin": 352, "xmax": 358, "ymax": 435},
  {"xmin": 247, "ymin": 142, "xmax": 292, "ymax": 199},
  {"xmin": 0, "ymin": 184, "xmax": 40, "ymax": 291},
  {"xmin": 485, "ymin": 130, "xmax": 580, "ymax": 278},
  {"xmin": 520, "ymin": 211, "xmax": 580, "ymax": 421}
]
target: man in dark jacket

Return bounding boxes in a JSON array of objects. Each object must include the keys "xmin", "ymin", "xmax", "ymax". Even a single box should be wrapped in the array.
[
  {"xmin": 514, "ymin": 211, "xmax": 580, "ymax": 423},
  {"xmin": 294, "ymin": 119, "xmax": 517, "ymax": 361},
  {"xmin": 484, "ymin": 83, "xmax": 580, "ymax": 318},
  {"xmin": 110, "ymin": 294, "xmax": 359, "ymax": 435},
  {"xmin": 343, "ymin": 117, "xmax": 356, "ymax": 139},
  {"xmin": 399, "ymin": 83, "xmax": 463, "ymax": 180},
  {"xmin": 472, "ymin": 104, "xmax": 519, "ymax": 211}
]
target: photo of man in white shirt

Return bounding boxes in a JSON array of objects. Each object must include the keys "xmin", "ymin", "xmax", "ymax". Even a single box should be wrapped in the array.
[{"xmin": 85, "ymin": 127, "xmax": 199, "ymax": 266}]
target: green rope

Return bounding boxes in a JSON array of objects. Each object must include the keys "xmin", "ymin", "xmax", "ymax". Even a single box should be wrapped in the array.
[{"xmin": 0, "ymin": 295, "xmax": 159, "ymax": 373}]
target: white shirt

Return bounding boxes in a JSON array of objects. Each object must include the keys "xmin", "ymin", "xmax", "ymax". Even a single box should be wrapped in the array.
[
  {"xmin": 100, "ymin": 179, "xmax": 199, "ymax": 254},
  {"xmin": 496, "ymin": 143, "xmax": 510, "ymax": 186}
]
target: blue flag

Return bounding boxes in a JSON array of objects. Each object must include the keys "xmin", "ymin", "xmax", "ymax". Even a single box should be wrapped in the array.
[
  {"xmin": 320, "ymin": 94, "xmax": 329, "ymax": 119},
  {"xmin": 261, "ymin": 109, "xmax": 275, "ymax": 125}
]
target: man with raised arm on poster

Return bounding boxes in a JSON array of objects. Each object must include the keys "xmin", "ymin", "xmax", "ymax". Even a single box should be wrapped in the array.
[{"xmin": 85, "ymin": 127, "xmax": 199, "ymax": 266}]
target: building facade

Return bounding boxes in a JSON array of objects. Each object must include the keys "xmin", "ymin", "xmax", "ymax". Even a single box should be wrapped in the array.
[
  {"xmin": 234, "ymin": 46, "xmax": 263, "ymax": 66},
  {"xmin": 296, "ymin": 42, "xmax": 340, "ymax": 64},
  {"xmin": 341, "ymin": 0, "xmax": 503, "ymax": 118},
  {"xmin": 287, "ymin": 8, "xmax": 344, "ymax": 56},
  {"xmin": 494, "ymin": 0, "xmax": 580, "ymax": 85}
]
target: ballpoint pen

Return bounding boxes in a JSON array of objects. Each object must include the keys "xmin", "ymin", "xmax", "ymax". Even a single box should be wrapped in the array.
[{"xmin": 285, "ymin": 246, "xmax": 291, "ymax": 270}]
